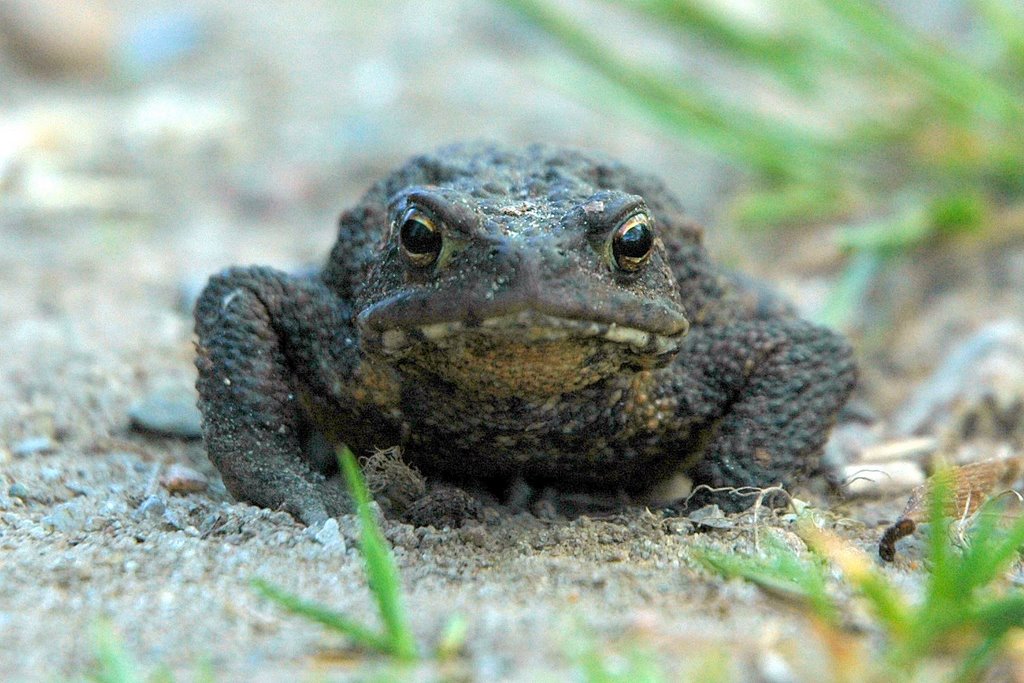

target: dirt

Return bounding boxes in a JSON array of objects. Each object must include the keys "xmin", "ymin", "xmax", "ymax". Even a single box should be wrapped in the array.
[{"xmin": 2, "ymin": 2, "xmax": 1023, "ymax": 681}]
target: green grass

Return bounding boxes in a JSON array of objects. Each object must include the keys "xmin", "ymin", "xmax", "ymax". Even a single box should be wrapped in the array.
[
  {"xmin": 252, "ymin": 447, "xmax": 420, "ymax": 661},
  {"xmin": 497, "ymin": 0, "xmax": 1024, "ymax": 327},
  {"xmin": 574, "ymin": 638, "xmax": 666, "ymax": 683},
  {"xmin": 90, "ymin": 621, "xmax": 139, "ymax": 683},
  {"xmin": 696, "ymin": 473, "xmax": 1024, "ymax": 681},
  {"xmin": 88, "ymin": 621, "xmax": 212, "ymax": 683}
]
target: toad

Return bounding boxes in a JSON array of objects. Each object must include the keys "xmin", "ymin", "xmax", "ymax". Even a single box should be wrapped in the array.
[{"xmin": 194, "ymin": 142, "xmax": 857, "ymax": 525}]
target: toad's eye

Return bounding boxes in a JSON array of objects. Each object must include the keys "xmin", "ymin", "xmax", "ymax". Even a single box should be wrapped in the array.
[
  {"xmin": 612, "ymin": 213, "xmax": 655, "ymax": 272},
  {"xmin": 398, "ymin": 207, "xmax": 443, "ymax": 267}
]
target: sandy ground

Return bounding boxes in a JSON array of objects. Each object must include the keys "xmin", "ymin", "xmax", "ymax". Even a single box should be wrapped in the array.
[{"xmin": 2, "ymin": 1, "xmax": 1023, "ymax": 681}]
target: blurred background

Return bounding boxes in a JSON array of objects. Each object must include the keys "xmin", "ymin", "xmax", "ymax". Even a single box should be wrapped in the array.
[
  {"xmin": 3, "ymin": 2, "xmax": 1024, "ymax": 678},
  {"xmin": 2, "ymin": 0, "xmax": 1023, "ymax": 422}
]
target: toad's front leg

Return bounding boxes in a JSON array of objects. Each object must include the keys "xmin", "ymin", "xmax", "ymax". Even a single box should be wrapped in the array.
[
  {"xmin": 194, "ymin": 266, "xmax": 360, "ymax": 525},
  {"xmin": 675, "ymin": 319, "xmax": 857, "ymax": 510}
]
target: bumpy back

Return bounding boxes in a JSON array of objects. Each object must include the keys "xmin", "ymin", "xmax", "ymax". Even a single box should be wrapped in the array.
[{"xmin": 322, "ymin": 142, "xmax": 705, "ymax": 304}]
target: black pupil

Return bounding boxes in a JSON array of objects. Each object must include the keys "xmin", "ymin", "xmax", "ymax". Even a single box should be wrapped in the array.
[
  {"xmin": 616, "ymin": 222, "xmax": 653, "ymax": 258},
  {"xmin": 400, "ymin": 215, "xmax": 441, "ymax": 255}
]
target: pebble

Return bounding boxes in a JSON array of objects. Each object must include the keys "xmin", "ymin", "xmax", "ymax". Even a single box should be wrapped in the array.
[
  {"xmin": 161, "ymin": 507, "xmax": 187, "ymax": 531},
  {"xmin": 159, "ymin": 464, "xmax": 208, "ymax": 494},
  {"xmin": 686, "ymin": 504, "xmax": 734, "ymax": 530},
  {"xmin": 130, "ymin": 459, "xmax": 152, "ymax": 473},
  {"xmin": 311, "ymin": 518, "xmax": 346, "ymax": 554},
  {"xmin": 133, "ymin": 494, "xmax": 166, "ymax": 519},
  {"xmin": 99, "ymin": 498, "xmax": 128, "ymax": 516},
  {"xmin": 39, "ymin": 467, "xmax": 62, "ymax": 483},
  {"xmin": 128, "ymin": 390, "xmax": 203, "ymax": 439},
  {"xmin": 757, "ymin": 649, "xmax": 797, "ymax": 683},
  {"xmin": 64, "ymin": 480, "xmax": 93, "ymax": 497},
  {"xmin": 2, "ymin": 513, "xmax": 23, "ymax": 527},
  {"xmin": 8, "ymin": 483, "xmax": 30, "ymax": 500},
  {"xmin": 41, "ymin": 499, "xmax": 90, "ymax": 534},
  {"xmin": 267, "ymin": 510, "xmax": 296, "ymax": 527},
  {"xmin": 12, "ymin": 436, "xmax": 56, "ymax": 457},
  {"xmin": 842, "ymin": 461, "xmax": 926, "ymax": 497}
]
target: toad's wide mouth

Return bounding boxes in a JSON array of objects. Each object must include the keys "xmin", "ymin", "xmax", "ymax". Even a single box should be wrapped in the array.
[
  {"xmin": 356, "ymin": 287, "xmax": 689, "ymax": 394},
  {"xmin": 371, "ymin": 309, "xmax": 685, "ymax": 356},
  {"xmin": 354, "ymin": 272, "xmax": 691, "ymax": 369}
]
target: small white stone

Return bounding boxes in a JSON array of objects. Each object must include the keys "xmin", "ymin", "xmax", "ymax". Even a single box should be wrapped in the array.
[
  {"xmin": 858, "ymin": 436, "xmax": 938, "ymax": 463},
  {"xmin": 312, "ymin": 518, "xmax": 346, "ymax": 554}
]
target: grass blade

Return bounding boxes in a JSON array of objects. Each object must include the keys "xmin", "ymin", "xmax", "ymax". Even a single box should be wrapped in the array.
[
  {"xmin": 339, "ymin": 447, "xmax": 418, "ymax": 661},
  {"xmin": 251, "ymin": 578, "xmax": 392, "ymax": 653},
  {"xmin": 973, "ymin": 0, "xmax": 1024, "ymax": 70},
  {"xmin": 612, "ymin": 0, "xmax": 812, "ymax": 86},
  {"xmin": 924, "ymin": 471, "xmax": 956, "ymax": 602},
  {"xmin": 252, "ymin": 448, "xmax": 419, "ymax": 661},
  {"xmin": 733, "ymin": 183, "xmax": 845, "ymax": 228},
  {"xmin": 957, "ymin": 507, "xmax": 1024, "ymax": 593},
  {"xmin": 818, "ymin": 0, "xmax": 1024, "ymax": 122},
  {"xmin": 436, "ymin": 615, "xmax": 469, "ymax": 661},
  {"xmin": 91, "ymin": 621, "xmax": 140, "ymax": 683},
  {"xmin": 798, "ymin": 522, "xmax": 913, "ymax": 635},
  {"xmin": 696, "ymin": 534, "xmax": 840, "ymax": 625},
  {"xmin": 815, "ymin": 251, "xmax": 882, "ymax": 329},
  {"xmin": 499, "ymin": 0, "xmax": 837, "ymax": 181}
]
